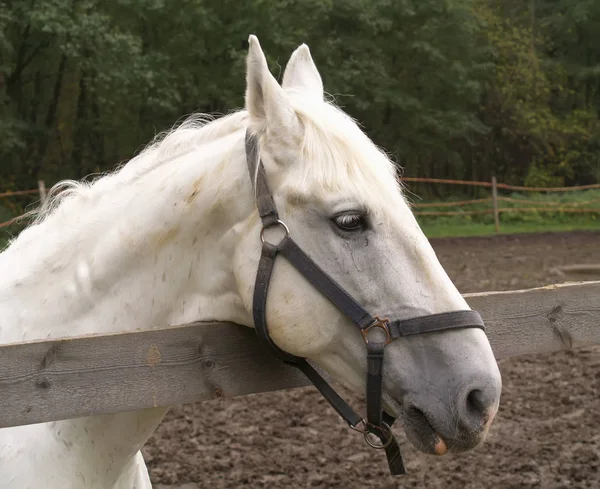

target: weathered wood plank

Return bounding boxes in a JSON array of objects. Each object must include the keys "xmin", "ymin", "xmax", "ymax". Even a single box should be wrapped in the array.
[
  {"xmin": 0, "ymin": 280, "xmax": 599, "ymax": 429},
  {"xmin": 465, "ymin": 280, "xmax": 600, "ymax": 359},
  {"xmin": 0, "ymin": 323, "xmax": 310, "ymax": 429}
]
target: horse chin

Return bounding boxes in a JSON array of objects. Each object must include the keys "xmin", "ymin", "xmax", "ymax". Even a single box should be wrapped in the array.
[
  {"xmin": 401, "ymin": 404, "xmax": 449, "ymax": 455},
  {"xmin": 398, "ymin": 402, "xmax": 489, "ymax": 456},
  {"xmin": 383, "ymin": 394, "xmax": 452, "ymax": 456}
]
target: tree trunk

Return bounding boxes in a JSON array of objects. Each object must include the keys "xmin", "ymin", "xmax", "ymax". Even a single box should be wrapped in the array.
[{"xmin": 33, "ymin": 54, "xmax": 68, "ymax": 180}]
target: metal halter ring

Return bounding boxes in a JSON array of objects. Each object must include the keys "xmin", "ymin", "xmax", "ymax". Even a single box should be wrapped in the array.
[
  {"xmin": 260, "ymin": 219, "xmax": 290, "ymax": 245},
  {"xmin": 364, "ymin": 422, "xmax": 393, "ymax": 450},
  {"xmin": 349, "ymin": 418, "xmax": 368, "ymax": 434},
  {"xmin": 361, "ymin": 316, "xmax": 392, "ymax": 346},
  {"xmin": 350, "ymin": 420, "xmax": 393, "ymax": 450}
]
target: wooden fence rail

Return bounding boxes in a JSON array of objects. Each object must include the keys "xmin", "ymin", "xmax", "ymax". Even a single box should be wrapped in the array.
[
  {"xmin": 404, "ymin": 176, "xmax": 600, "ymax": 232},
  {"xmin": 2, "ymin": 179, "xmax": 600, "ymax": 231},
  {"xmin": 1, "ymin": 280, "xmax": 598, "ymax": 430},
  {"xmin": 400, "ymin": 177, "xmax": 600, "ymax": 192}
]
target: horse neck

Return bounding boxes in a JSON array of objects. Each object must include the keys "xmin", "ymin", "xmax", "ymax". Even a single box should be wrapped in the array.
[
  {"xmin": 0, "ymin": 129, "xmax": 254, "ymax": 344},
  {"xmin": 0, "ymin": 127, "xmax": 257, "ymax": 486}
]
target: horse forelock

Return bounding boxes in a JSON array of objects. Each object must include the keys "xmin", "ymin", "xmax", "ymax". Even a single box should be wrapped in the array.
[{"xmin": 286, "ymin": 94, "xmax": 406, "ymax": 216}]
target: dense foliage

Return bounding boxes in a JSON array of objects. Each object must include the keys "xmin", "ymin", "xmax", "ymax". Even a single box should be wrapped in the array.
[{"xmin": 1, "ymin": 0, "xmax": 600, "ymax": 196}]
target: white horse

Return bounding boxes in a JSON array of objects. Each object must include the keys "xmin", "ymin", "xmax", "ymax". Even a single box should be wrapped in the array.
[{"xmin": 0, "ymin": 36, "xmax": 501, "ymax": 488}]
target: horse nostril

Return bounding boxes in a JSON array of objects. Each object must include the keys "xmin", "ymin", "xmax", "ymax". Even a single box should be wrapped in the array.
[
  {"xmin": 465, "ymin": 388, "xmax": 494, "ymax": 428},
  {"xmin": 467, "ymin": 389, "xmax": 485, "ymax": 414}
]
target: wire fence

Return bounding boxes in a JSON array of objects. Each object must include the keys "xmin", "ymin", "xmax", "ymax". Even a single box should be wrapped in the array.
[
  {"xmin": 400, "ymin": 177, "xmax": 600, "ymax": 192},
  {"xmin": 0, "ymin": 181, "xmax": 47, "ymax": 229},
  {"xmin": 402, "ymin": 177, "xmax": 600, "ymax": 232},
  {"xmin": 2, "ymin": 177, "xmax": 600, "ymax": 232}
]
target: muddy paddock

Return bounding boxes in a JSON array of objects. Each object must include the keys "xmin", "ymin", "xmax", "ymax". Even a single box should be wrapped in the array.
[{"xmin": 144, "ymin": 230, "xmax": 600, "ymax": 489}]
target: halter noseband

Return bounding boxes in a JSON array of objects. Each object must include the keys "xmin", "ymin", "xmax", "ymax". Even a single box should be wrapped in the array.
[{"xmin": 245, "ymin": 131, "xmax": 485, "ymax": 475}]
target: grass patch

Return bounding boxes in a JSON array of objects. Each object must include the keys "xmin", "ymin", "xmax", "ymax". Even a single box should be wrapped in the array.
[
  {"xmin": 420, "ymin": 220, "xmax": 600, "ymax": 238},
  {"xmin": 412, "ymin": 189, "xmax": 600, "ymax": 238}
]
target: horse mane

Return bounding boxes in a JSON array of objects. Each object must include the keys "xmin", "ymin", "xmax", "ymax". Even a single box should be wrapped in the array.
[
  {"xmin": 16, "ymin": 91, "xmax": 404, "ymax": 253},
  {"xmin": 31, "ymin": 111, "xmax": 249, "ymax": 226}
]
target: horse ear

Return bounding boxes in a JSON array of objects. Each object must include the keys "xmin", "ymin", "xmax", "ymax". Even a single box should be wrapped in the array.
[
  {"xmin": 282, "ymin": 44, "xmax": 324, "ymax": 100},
  {"xmin": 245, "ymin": 35, "xmax": 301, "ymax": 138}
]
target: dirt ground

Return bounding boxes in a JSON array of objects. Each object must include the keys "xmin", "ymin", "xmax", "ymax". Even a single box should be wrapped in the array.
[{"xmin": 143, "ymin": 230, "xmax": 600, "ymax": 489}]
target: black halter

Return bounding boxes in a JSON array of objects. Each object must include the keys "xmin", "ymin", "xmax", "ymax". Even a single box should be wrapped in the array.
[{"xmin": 245, "ymin": 131, "xmax": 486, "ymax": 475}]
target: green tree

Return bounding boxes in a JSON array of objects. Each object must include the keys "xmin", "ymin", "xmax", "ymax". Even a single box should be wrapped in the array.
[
  {"xmin": 1, "ymin": 0, "xmax": 599, "ymax": 211},
  {"xmin": 468, "ymin": 0, "xmax": 599, "ymax": 187}
]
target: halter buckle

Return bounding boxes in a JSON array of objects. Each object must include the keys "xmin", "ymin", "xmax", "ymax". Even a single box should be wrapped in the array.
[{"xmin": 361, "ymin": 316, "xmax": 392, "ymax": 346}]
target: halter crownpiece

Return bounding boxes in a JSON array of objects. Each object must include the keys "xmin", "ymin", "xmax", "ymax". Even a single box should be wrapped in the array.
[{"xmin": 245, "ymin": 130, "xmax": 486, "ymax": 475}]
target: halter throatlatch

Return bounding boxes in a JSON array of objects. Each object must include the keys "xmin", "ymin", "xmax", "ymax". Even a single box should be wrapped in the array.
[{"xmin": 245, "ymin": 131, "xmax": 486, "ymax": 475}]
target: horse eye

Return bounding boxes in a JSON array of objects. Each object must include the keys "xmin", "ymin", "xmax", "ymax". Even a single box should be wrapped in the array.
[{"xmin": 333, "ymin": 213, "xmax": 366, "ymax": 232}]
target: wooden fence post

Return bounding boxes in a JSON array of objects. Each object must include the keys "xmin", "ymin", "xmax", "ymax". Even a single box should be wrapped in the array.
[
  {"xmin": 492, "ymin": 177, "xmax": 500, "ymax": 233},
  {"xmin": 492, "ymin": 176, "xmax": 500, "ymax": 233},
  {"xmin": 37, "ymin": 180, "xmax": 47, "ymax": 206}
]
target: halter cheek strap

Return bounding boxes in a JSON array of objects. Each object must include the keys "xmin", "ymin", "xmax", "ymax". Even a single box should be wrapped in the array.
[{"xmin": 245, "ymin": 131, "xmax": 485, "ymax": 476}]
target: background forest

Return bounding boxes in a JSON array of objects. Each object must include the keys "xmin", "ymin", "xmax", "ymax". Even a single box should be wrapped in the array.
[{"xmin": 1, "ymin": 0, "xmax": 600, "ymax": 199}]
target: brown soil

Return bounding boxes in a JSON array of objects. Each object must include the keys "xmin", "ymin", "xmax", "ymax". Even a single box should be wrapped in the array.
[{"xmin": 143, "ymin": 230, "xmax": 600, "ymax": 489}]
